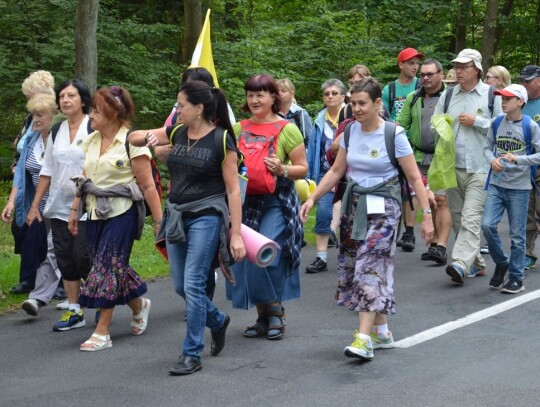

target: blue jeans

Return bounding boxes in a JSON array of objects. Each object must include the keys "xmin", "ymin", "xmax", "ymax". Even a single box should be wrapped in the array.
[
  {"xmin": 166, "ymin": 215, "xmax": 225, "ymax": 360},
  {"xmin": 481, "ymin": 185, "xmax": 529, "ymax": 281},
  {"xmin": 314, "ymin": 174, "xmax": 335, "ymax": 235}
]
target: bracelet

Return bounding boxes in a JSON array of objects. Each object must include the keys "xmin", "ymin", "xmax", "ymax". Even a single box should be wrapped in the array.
[
  {"xmin": 283, "ymin": 165, "xmax": 289, "ymax": 178},
  {"xmin": 70, "ymin": 207, "xmax": 78, "ymax": 212}
]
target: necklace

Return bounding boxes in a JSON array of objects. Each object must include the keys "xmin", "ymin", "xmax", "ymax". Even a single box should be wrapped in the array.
[
  {"xmin": 325, "ymin": 110, "xmax": 339, "ymax": 129},
  {"xmin": 187, "ymin": 137, "xmax": 201, "ymax": 152}
]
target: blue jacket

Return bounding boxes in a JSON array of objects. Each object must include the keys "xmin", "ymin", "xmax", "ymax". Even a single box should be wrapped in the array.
[
  {"xmin": 281, "ymin": 103, "xmax": 312, "ymax": 146},
  {"xmin": 13, "ymin": 131, "xmax": 41, "ymax": 227},
  {"xmin": 307, "ymin": 108, "xmax": 329, "ymax": 181}
]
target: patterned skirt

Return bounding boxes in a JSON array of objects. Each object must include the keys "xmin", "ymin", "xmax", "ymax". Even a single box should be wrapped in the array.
[
  {"xmin": 335, "ymin": 196, "xmax": 401, "ymax": 314},
  {"xmin": 79, "ymin": 205, "xmax": 147, "ymax": 309}
]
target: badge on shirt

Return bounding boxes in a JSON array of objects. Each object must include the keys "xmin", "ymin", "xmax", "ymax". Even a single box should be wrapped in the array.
[
  {"xmin": 370, "ymin": 148, "xmax": 380, "ymax": 158},
  {"xmin": 115, "ymin": 160, "xmax": 124, "ymax": 168}
]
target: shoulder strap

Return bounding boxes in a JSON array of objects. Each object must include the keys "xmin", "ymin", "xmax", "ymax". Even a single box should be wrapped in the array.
[
  {"xmin": 169, "ymin": 124, "xmax": 186, "ymax": 145},
  {"xmin": 384, "ymin": 121, "xmax": 398, "ymax": 169},
  {"xmin": 388, "ymin": 80, "xmax": 396, "ymax": 115},
  {"xmin": 410, "ymin": 89, "xmax": 422, "ymax": 109},
  {"xmin": 443, "ymin": 87, "xmax": 454, "ymax": 114},
  {"xmin": 415, "ymin": 78, "xmax": 422, "ymax": 90},
  {"xmin": 488, "ymin": 85, "xmax": 496, "ymax": 117},
  {"xmin": 344, "ymin": 122, "xmax": 354, "ymax": 150},
  {"xmin": 124, "ymin": 131, "xmax": 132, "ymax": 160},
  {"xmin": 523, "ymin": 115, "xmax": 533, "ymax": 154},
  {"xmin": 491, "ymin": 114, "xmax": 505, "ymax": 142},
  {"xmin": 213, "ymin": 127, "xmax": 227, "ymax": 167},
  {"xmin": 50, "ymin": 121, "xmax": 64, "ymax": 144}
]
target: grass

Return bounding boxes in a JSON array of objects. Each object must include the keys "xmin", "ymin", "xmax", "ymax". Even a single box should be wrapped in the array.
[{"xmin": 0, "ymin": 180, "xmax": 317, "ymax": 314}]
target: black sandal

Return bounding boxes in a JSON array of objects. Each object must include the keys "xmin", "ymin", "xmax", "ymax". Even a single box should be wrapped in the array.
[
  {"xmin": 243, "ymin": 315, "xmax": 269, "ymax": 338},
  {"xmin": 266, "ymin": 305, "xmax": 286, "ymax": 340}
]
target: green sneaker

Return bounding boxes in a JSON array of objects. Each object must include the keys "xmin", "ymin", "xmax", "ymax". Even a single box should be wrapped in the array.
[
  {"xmin": 53, "ymin": 310, "xmax": 86, "ymax": 332},
  {"xmin": 525, "ymin": 256, "xmax": 536, "ymax": 270},
  {"xmin": 344, "ymin": 331, "xmax": 373, "ymax": 360},
  {"xmin": 371, "ymin": 332, "xmax": 395, "ymax": 349}
]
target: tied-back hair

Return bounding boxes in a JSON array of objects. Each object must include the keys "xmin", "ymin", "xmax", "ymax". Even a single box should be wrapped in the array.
[
  {"xmin": 241, "ymin": 74, "xmax": 282, "ymax": 114},
  {"xmin": 92, "ymin": 86, "xmax": 135, "ymax": 127},
  {"xmin": 179, "ymin": 80, "xmax": 234, "ymax": 136},
  {"xmin": 349, "ymin": 77, "xmax": 382, "ymax": 102},
  {"xmin": 56, "ymin": 79, "xmax": 92, "ymax": 114},
  {"xmin": 180, "ymin": 67, "xmax": 215, "ymax": 89}
]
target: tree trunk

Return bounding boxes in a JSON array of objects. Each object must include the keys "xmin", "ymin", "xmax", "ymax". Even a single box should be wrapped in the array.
[
  {"xmin": 75, "ymin": 0, "xmax": 99, "ymax": 93},
  {"xmin": 182, "ymin": 0, "xmax": 202, "ymax": 64},
  {"xmin": 481, "ymin": 0, "xmax": 499, "ymax": 70},
  {"xmin": 453, "ymin": 0, "xmax": 471, "ymax": 54}
]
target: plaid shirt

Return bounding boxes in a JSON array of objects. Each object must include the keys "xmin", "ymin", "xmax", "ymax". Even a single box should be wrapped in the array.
[{"xmin": 242, "ymin": 176, "xmax": 303, "ymax": 275}]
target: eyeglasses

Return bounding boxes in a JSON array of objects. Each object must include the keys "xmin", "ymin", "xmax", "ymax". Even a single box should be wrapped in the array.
[
  {"xmin": 453, "ymin": 63, "xmax": 476, "ymax": 71},
  {"xmin": 485, "ymin": 74, "xmax": 499, "ymax": 80},
  {"xmin": 323, "ymin": 90, "xmax": 341, "ymax": 97},
  {"xmin": 419, "ymin": 71, "xmax": 441, "ymax": 78}
]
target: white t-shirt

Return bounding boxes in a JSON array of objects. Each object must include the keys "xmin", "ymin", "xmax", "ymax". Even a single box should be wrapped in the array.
[
  {"xmin": 41, "ymin": 116, "xmax": 91, "ymax": 221},
  {"xmin": 341, "ymin": 121, "xmax": 413, "ymax": 187}
]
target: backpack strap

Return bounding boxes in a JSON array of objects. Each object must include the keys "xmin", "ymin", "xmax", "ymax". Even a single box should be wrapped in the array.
[
  {"xmin": 410, "ymin": 89, "xmax": 422, "ymax": 109},
  {"xmin": 343, "ymin": 121, "xmax": 353, "ymax": 150},
  {"xmin": 488, "ymin": 85, "xmax": 495, "ymax": 117},
  {"xmin": 50, "ymin": 121, "xmax": 62, "ymax": 144},
  {"xmin": 169, "ymin": 124, "xmax": 186, "ymax": 145},
  {"xmin": 484, "ymin": 114, "xmax": 507, "ymax": 190},
  {"xmin": 213, "ymin": 126, "xmax": 227, "ymax": 167},
  {"xmin": 522, "ymin": 115, "xmax": 538, "ymax": 192},
  {"xmin": 388, "ymin": 80, "xmax": 396, "ymax": 116},
  {"xmin": 443, "ymin": 87, "xmax": 454, "ymax": 114}
]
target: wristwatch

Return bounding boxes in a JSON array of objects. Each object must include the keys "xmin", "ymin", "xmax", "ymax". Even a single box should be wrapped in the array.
[{"xmin": 421, "ymin": 208, "xmax": 432, "ymax": 214}]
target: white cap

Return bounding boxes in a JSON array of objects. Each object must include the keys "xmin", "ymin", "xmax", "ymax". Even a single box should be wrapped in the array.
[{"xmin": 494, "ymin": 84, "xmax": 528, "ymax": 104}]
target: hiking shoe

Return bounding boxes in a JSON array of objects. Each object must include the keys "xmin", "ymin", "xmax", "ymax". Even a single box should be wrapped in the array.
[
  {"xmin": 525, "ymin": 256, "xmax": 536, "ymax": 270},
  {"xmin": 468, "ymin": 265, "xmax": 488, "ymax": 278},
  {"xmin": 401, "ymin": 233, "xmax": 415, "ymax": 252},
  {"xmin": 53, "ymin": 310, "xmax": 86, "ymax": 331},
  {"xmin": 56, "ymin": 300, "xmax": 69, "ymax": 310},
  {"xmin": 397, "ymin": 233, "xmax": 405, "ymax": 247},
  {"xmin": 480, "ymin": 244, "xmax": 490, "ymax": 254},
  {"xmin": 501, "ymin": 278, "xmax": 525, "ymax": 294},
  {"xmin": 344, "ymin": 331, "xmax": 374, "ymax": 360},
  {"xmin": 421, "ymin": 246, "xmax": 436, "ymax": 261},
  {"xmin": 430, "ymin": 246, "xmax": 448, "ymax": 265},
  {"xmin": 446, "ymin": 263, "xmax": 465, "ymax": 285},
  {"xmin": 489, "ymin": 265, "xmax": 508, "ymax": 289},
  {"xmin": 22, "ymin": 299, "xmax": 42, "ymax": 317},
  {"xmin": 371, "ymin": 332, "xmax": 395, "ymax": 349},
  {"xmin": 328, "ymin": 231, "xmax": 338, "ymax": 248},
  {"xmin": 305, "ymin": 257, "xmax": 328, "ymax": 274}
]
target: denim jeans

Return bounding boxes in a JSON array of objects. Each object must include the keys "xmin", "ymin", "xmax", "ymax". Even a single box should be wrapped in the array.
[
  {"xmin": 482, "ymin": 185, "xmax": 529, "ymax": 281},
  {"xmin": 314, "ymin": 174, "xmax": 335, "ymax": 235},
  {"xmin": 166, "ymin": 214, "xmax": 225, "ymax": 359}
]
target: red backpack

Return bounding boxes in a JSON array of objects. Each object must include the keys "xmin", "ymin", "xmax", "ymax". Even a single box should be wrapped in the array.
[{"xmin": 237, "ymin": 119, "xmax": 289, "ymax": 195}]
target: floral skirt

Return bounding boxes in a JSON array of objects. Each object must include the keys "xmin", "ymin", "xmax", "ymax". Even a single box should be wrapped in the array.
[
  {"xmin": 79, "ymin": 205, "xmax": 147, "ymax": 309},
  {"xmin": 335, "ymin": 196, "xmax": 400, "ymax": 314}
]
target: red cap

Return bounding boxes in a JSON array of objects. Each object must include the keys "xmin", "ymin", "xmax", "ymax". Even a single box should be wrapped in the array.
[{"xmin": 398, "ymin": 48, "xmax": 425, "ymax": 63}]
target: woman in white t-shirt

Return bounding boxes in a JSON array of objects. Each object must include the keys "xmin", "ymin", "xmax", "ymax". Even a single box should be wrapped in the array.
[{"xmin": 300, "ymin": 77, "xmax": 433, "ymax": 362}]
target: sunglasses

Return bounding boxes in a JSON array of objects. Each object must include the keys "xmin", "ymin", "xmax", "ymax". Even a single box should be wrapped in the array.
[
  {"xmin": 324, "ymin": 90, "xmax": 341, "ymax": 97},
  {"xmin": 419, "ymin": 71, "xmax": 440, "ymax": 78}
]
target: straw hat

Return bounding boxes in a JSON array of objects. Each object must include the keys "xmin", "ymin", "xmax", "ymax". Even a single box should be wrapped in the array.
[{"xmin": 443, "ymin": 69, "xmax": 457, "ymax": 83}]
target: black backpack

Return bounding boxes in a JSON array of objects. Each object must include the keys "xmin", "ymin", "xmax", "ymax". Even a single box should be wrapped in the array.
[
  {"xmin": 343, "ymin": 121, "xmax": 414, "ymax": 210},
  {"xmin": 50, "ymin": 119, "xmax": 93, "ymax": 143},
  {"xmin": 442, "ymin": 85, "xmax": 496, "ymax": 116}
]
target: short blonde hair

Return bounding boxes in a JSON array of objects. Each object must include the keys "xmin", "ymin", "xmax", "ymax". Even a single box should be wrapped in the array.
[
  {"xmin": 348, "ymin": 64, "xmax": 371, "ymax": 79},
  {"xmin": 26, "ymin": 93, "xmax": 57, "ymax": 116},
  {"xmin": 21, "ymin": 70, "xmax": 55, "ymax": 98},
  {"xmin": 487, "ymin": 65, "xmax": 511, "ymax": 88},
  {"xmin": 277, "ymin": 78, "xmax": 296, "ymax": 95}
]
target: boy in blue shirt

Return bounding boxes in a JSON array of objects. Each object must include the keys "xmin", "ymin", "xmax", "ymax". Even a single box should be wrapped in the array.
[{"xmin": 482, "ymin": 84, "xmax": 540, "ymax": 293}]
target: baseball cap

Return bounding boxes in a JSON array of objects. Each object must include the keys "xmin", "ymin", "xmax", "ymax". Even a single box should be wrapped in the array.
[
  {"xmin": 518, "ymin": 65, "xmax": 540, "ymax": 81},
  {"xmin": 397, "ymin": 48, "xmax": 425, "ymax": 63},
  {"xmin": 451, "ymin": 49, "xmax": 483, "ymax": 72},
  {"xmin": 442, "ymin": 69, "xmax": 457, "ymax": 83},
  {"xmin": 494, "ymin": 84, "xmax": 528, "ymax": 103}
]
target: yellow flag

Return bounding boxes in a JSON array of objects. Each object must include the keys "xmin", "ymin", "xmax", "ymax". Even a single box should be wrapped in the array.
[{"xmin": 190, "ymin": 9, "xmax": 219, "ymax": 88}]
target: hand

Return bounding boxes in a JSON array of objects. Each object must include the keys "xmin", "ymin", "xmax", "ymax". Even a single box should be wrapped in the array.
[
  {"xmin": 25, "ymin": 206, "xmax": 42, "ymax": 226},
  {"xmin": 458, "ymin": 114, "xmax": 476, "ymax": 127},
  {"xmin": 420, "ymin": 216, "xmax": 434, "ymax": 244},
  {"xmin": 502, "ymin": 153, "xmax": 517, "ymax": 164},
  {"xmin": 427, "ymin": 189, "xmax": 437, "ymax": 210},
  {"xmin": 300, "ymin": 198, "xmax": 315, "ymax": 223},
  {"xmin": 145, "ymin": 132, "xmax": 159, "ymax": 147},
  {"xmin": 491, "ymin": 157, "xmax": 505, "ymax": 173},
  {"xmin": 1, "ymin": 202, "xmax": 14, "ymax": 223},
  {"xmin": 229, "ymin": 233, "xmax": 246, "ymax": 262},
  {"xmin": 263, "ymin": 154, "xmax": 284, "ymax": 176},
  {"xmin": 67, "ymin": 212, "xmax": 79, "ymax": 236}
]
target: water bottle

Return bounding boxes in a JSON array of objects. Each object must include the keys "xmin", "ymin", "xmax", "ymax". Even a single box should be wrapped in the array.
[
  {"xmin": 492, "ymin": 158, "xmax": 506, "ymax": 182},
  {"xmin": 240, "ymin": 166, "xmax": 248, "ymax": 177}
]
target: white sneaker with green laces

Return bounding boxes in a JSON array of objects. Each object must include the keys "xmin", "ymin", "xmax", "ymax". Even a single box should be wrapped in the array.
[
  {"xmin": 344, "ymin": 331, "xmax": 374, "ymax": 360},
  {"xmin": 371, "ymin": 332, "xmax": 395, "ymax": 349}
]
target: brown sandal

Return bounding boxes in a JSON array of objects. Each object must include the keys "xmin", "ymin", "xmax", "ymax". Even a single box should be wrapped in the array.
[
  {"xmin": 243, "ymin": 314, "xmax": 269, "ymax": 338},
  {"xmin": 266, "ymin": 305, "xmax": 286, "ymax": 340}
]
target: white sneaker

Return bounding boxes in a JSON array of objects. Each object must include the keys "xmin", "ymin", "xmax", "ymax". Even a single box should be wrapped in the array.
[
  {"xmin": 22, "ymin": 299, "xmax": 41, "ymax": 317},
  {"xmin": 56, "ymin": 300, "xmax": 70, "ymax": 310}
]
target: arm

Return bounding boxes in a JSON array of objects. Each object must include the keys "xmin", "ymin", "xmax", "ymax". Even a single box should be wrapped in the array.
[
  {"xmin": 128, "ymin": 127, "xmax": 169, "ymax": 147},
  {"xmin": 398, "ymin": 154, "xmax": 434, "ymax": 243},
  {"xmin": 222, "ymin": 150, "xmax": 246, "ymax": 262},
  {"xmin": 507, "ymin": 121, "xmax": 540, "ymax": 166},
  {"xmin": 300, "ymin": 146, "xmax": 347, "ymax": 223},
  {"xmin": 26, "ymin": 175, "xmax": 51, "ymax": 225},
  {"xmin": 130, "ymin": 155, "xmax": 163, "ymax": 235}
]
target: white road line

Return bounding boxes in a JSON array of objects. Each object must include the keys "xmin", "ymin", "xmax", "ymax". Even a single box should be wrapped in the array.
[{"xmin": 395, "ymin": 289, "xmax": 540, "ymax": 348}]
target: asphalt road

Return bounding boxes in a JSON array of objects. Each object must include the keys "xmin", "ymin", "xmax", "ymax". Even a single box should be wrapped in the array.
[{"xmin": 1, "ymin": 222, "xmax": 540, "ymax": 407}]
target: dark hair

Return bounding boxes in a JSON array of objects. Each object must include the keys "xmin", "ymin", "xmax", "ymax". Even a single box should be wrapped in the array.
[
  {"xmin": 349, "ymin": 77, "xmax": 382, "ymax": 102},
  {"xmin": 92, "ymin": 86, "xmax": 136, "ymax": 127},
  {"xmin": 179, "ymin": 80, "xmax": 234, "ymax": 136},
  {"xmin": 180, "ymin": 67, "xmax": 215, "ymax": 88},
  {"xmin": 421, "ymin": 58, "xmax": 443, "ymax": 72},
  {"xmin": 240, "ymin": 74, "xmax": 282, "ymax": 114},
  {"xmin": 56, "ymin": 79, "xmax": 92, "ymax": 114}
]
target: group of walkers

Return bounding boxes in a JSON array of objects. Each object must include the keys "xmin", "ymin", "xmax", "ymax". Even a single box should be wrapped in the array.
[{"xmin": 4, "ymin": 45, "xmax": 540, "ymax": 373}]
